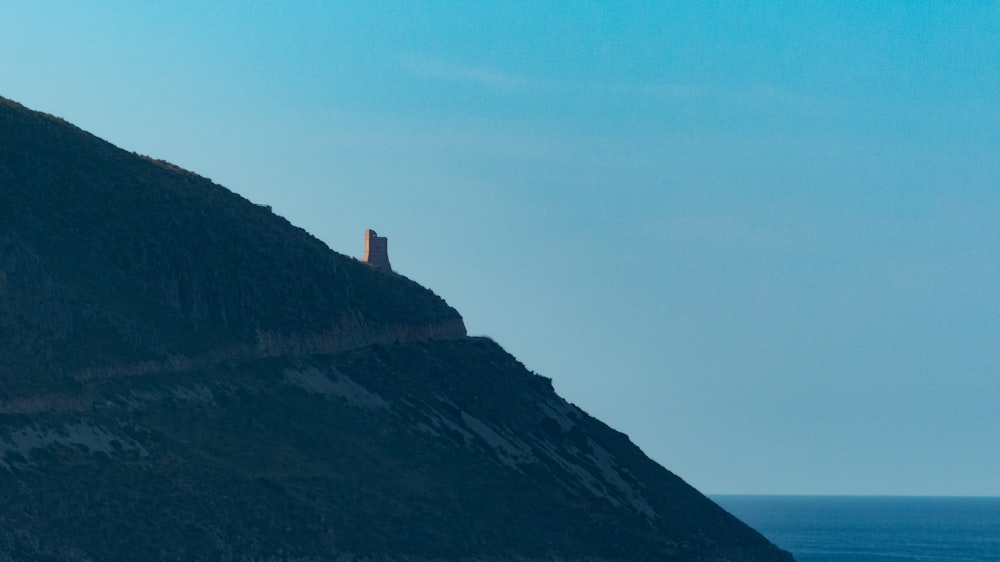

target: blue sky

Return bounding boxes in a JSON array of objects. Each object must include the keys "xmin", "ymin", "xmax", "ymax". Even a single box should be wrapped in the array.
[{"xmin": 3, "ymin": 1, "xmax": 1000, "ymax": 496}]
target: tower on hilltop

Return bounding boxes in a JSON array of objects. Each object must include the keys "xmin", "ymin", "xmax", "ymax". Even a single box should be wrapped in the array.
[{"xmin": 363, "ymin": 229, "xmax": 392, "ymax": 271}]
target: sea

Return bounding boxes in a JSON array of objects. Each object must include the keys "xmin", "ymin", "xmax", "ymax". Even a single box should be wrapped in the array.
[{"xmin": 712, "ymin": 495, "xmax": 1000, "ymax": 561}]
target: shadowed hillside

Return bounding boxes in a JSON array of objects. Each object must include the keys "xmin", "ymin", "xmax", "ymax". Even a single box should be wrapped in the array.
[
  {"xmin": 0, "ymin": 96, "xmax": 792, "ymax": 561},
  {"xmin": 0, "ymin": 96, "xmax": 464, "ymax": 397}
]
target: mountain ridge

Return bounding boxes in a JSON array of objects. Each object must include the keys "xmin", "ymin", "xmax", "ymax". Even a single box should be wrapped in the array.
[
  {"xmin": 0, "ymin": 95, "xmax": 793, "ymax": 561},
  {"xmin": 0, "ymin": 94, "xmax": 464, "ymax": 395}
]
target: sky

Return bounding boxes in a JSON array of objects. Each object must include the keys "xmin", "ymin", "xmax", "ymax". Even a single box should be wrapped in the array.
[{"xmin": 3, "ymin": 1, "xmax": 1000, "ymax": 496}]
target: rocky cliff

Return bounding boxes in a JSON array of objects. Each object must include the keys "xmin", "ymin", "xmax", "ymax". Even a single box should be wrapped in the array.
[{"xmin": 0, "ymin": 96, "xmax": 793, "ymax": 561}]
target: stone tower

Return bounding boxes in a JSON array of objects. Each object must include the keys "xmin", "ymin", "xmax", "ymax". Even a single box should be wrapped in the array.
[{"xmin": 363, "ymin": 229, "xmax": 392, "ymax": 271}]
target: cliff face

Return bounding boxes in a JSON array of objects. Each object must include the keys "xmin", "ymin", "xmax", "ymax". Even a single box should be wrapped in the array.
[{"xmin": 0, "ymin": 96, "xmax": 792, "ymax": 562}]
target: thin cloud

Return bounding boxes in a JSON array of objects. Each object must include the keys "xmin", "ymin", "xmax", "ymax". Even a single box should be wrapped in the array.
[
  {"xmin": 399, "ymin": 55, "xmax": 826, "ymax": 117},
  {"xmin": 400, "ymin": 54, "xmax": 700, "ymax": 99},
  {"xmin": 399, "ymin": 55, "xmax": 542, "ymax": 92},
  {"xmin": 611, "ymin": 82, "xmax": 705, "ymax": 99}
]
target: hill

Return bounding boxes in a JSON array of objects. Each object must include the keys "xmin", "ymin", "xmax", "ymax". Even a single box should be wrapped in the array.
[{"xmin": 0, "ymin": 96, "xmax": 793, "ymax": 561}]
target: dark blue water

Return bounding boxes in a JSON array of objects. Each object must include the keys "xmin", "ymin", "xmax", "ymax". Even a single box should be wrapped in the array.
[{"xmin": 712, "ymin": 495, "xmax": 1000, "ymax": 561}]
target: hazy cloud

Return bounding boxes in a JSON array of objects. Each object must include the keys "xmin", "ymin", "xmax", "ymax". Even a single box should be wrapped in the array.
[
  {"xmin": 399, "ymin": 55, "xmax": 828, "ymax": 119},
  {"xmin": 399, "ymin": 55, "xmax": 543, "ymax": 92},
  {"xmin": 400, "ymin": 54, "xmax": 705, "ymax": 100}
]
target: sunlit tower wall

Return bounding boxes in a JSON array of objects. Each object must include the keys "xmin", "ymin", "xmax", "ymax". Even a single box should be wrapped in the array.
[{"xmin": 363, "ymin": 229, "xmax": 392, "ymax": 272}]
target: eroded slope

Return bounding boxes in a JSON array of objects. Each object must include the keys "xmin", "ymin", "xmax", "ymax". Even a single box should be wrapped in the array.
[{"xmin": 0, "ymin": 338, "xmax": 790, "ymax": 561}]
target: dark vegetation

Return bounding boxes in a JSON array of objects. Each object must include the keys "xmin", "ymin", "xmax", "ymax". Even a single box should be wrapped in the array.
[
  {"xmin": 0, "ymin": 96, "xmax": 461, "ymax": 395},
  {"xmin": 0, "ymin": 96, "xmax": 792, "ymax": 561},
  {"xmin": 0, "ymin": 339, "xmax": 789, "ymax": 561}
]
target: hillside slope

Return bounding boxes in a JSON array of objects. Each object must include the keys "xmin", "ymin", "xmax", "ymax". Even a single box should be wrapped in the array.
[
  {"xmin": 0, "ymin": 96, "xmax": 464, "ymax": 396},
  {"xmin": 0, "ymin": 96, "xmax": 792, "ymax": 561}
]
